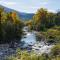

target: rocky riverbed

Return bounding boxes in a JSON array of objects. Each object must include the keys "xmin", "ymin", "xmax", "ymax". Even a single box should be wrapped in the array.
[{"xmin": 0, "ymin": 27, "xmax": 54, "ymax": 60}]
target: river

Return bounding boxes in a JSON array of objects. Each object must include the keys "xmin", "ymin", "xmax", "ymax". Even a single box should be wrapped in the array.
[
  {"xmin": 21, "ymin": 27, "xmax": 54, "ymax": 54},
  {"xmin": 0, "ymin": 26, "xmax": 54, "ymax": 60}
]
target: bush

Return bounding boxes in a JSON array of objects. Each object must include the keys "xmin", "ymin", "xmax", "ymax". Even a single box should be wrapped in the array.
[
  {"xmin": 44, "ymin": 29, "xmax": 60, "ymax": 44},
  {"xmin": 0, "ymin": 7, "xmax": 24, "ymax": 43},
  {"xmin": 51, "ymin": 44, "xmax": 60, "ymax": 57},
  {"xmin": 7, "ymin": 49, "xmax": 51, "ymax": 60}
]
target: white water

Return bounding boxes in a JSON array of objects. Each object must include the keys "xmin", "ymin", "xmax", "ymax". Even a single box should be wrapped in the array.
[
  {"xmin": 0, "ymin": 27, "xmax": 54, "ymax": 59},
  {"xmin": 21, "ymin": 27, "xmax": 54, "ymax": 54}
]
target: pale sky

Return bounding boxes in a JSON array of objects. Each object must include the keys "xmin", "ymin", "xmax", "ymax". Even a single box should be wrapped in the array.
[{"xmin": 0, "ymin": 0, "xmax": 60, "ymax": 13}]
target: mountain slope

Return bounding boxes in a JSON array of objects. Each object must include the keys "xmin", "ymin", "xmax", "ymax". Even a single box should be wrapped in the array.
[{"xmin": 0, "ymin": 5, "xmax": 34, "ymax": 20}]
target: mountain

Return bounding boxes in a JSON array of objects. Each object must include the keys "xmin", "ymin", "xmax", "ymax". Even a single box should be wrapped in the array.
[{"xmin": 0, "ymin": 5, "xmax": 34, "ymax": 20}]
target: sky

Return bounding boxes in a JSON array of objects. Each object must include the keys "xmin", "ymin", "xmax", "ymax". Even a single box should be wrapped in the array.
[{"xmin": 0, "ymin": 0, "xmax": 60, "ymax": 13}]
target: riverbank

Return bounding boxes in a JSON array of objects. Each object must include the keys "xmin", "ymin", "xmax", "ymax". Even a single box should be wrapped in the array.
[{"xmin": 0, "ymin": 27, "xmax": 55, "ymax": 60}]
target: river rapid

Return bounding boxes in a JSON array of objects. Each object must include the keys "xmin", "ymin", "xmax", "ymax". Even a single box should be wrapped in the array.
[{"xmin": 0, "ymin": 27, "xmax": 54, "ymax": 60}]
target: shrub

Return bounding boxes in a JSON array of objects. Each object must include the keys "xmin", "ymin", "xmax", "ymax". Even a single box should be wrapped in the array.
[
  {"xmin": 51, "ymin": 44, "xmax": 60, "ymax": 57},
  {"xmin": 44, "ymin": 29, "xmax": 60, "ymax": 44}
]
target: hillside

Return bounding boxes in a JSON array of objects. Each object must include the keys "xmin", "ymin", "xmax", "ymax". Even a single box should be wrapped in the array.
[{"xmin": 0, "ymin": 5, "xmax": 34, "ymax": 20}]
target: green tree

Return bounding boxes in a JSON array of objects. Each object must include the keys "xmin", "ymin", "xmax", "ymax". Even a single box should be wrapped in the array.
[
  {"xmin": 0, "ymin": 7, "xmax": 24, "ymax": 43},
  {"xmin": 33, "ymin": 8, "xmax": 48, "ymax": 31}
]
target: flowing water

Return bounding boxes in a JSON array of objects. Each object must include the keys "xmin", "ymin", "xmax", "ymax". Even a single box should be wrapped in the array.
[
  {"xmin": 0, "ymin": 26, "xmax": 54, "ymax": 60},
  {"xmin": 21, "ymin": 27, "xmax": 54, "ymax": 54}
]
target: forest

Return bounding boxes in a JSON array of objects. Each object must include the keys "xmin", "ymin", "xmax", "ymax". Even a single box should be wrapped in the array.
[
  {"xmin": 0, "ymin": 7, "xmax": 24, "ymax": 44},
  {"xmin": 0, "ymin": 7, "xmax": 60, "ymax": 60}
]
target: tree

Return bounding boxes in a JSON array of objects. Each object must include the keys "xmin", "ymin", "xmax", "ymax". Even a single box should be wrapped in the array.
[
  {"xmin": 0, "ymin": 7, "xmax": 5, "ymax": 43},
  {"xmin": 46, "ymin": 12, "xmax": 55, "ymax": 28},
  {"xmin": 33, "ymin": 8, "xmax": 48, "ymax": 31},
  {"xmin": 32, "ymin": 8, "xmax": 56, "ymax": 31},
  {"xmin": 55, "ymin": 11, "xmax": 60, "ymax": 25},
  {"xmin": 0, "ymin": 7, "xmax": 24, "ymax": 43}
]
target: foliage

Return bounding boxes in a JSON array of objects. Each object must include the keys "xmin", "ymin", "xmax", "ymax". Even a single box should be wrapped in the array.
[
  {"xmin": 0, "ymin": 7, "xmax": 24, "ymax": 43},
  {"xmin": 33, "ymin": 8, "xmax": 48, "ymax": 31},
  {"xmin": 7, "ymin": 49, "xmax": 48, "ymax": 60},
  {"xmin": 45, "ymin": 29, "xmax": 60, "ymax": 43},
  {"xmin": 35, "ymin": 27, "xmax": 60, "ymax": 43},
  {"xmin": 7, "ymin": 49, "xmax": 60, "ymax": 60},
  {"xmin": 32, "ymin": 8, "xmax": 60, "ymax": 31},
  {"xmin": 25, "ymin": 20, "xmax": 33, "ymax": 30},
  {"xmin": 51, "ymin": 44, "xmax": 60, "ymax": 57}
]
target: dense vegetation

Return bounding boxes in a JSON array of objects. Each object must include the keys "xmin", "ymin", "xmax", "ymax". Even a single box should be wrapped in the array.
[
  {"xmin": 22, "ymin": 8, "xmax": 60, "ymax": 60},
  {"xmin": 27, "ymin": 8, "xmax": 60, "ymax": 43},
  {"xmin": 0, "ymin": 6, "xmax": 60, "ymax": 60},
  {"xmin": 6, "ymin": 47, "xmax": 60, "ymax": 60},
  {"xmin": 36, "ymin": 27, "xmax": 60, "ymax": 44},
  {"xmin": 0, "ymin": 7, "xmax": 24, "ymax": 43},
  {"xmin": 32, "ymin": 8, "xmax": 60, "ymax": 31}
]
